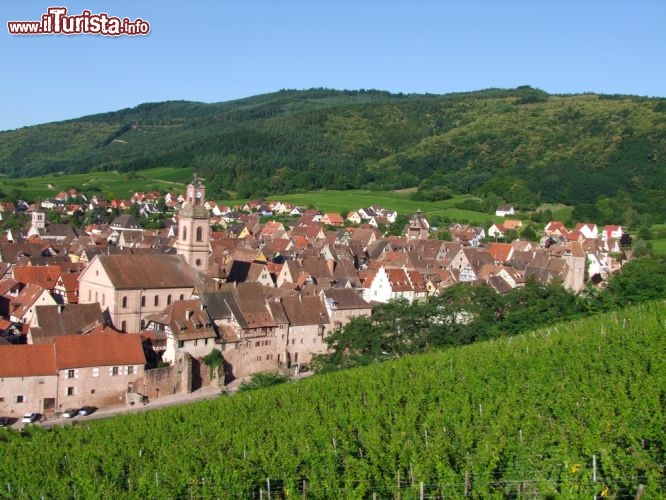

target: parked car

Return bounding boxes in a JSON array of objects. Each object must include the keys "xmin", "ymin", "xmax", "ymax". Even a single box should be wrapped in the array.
[
  {"xmin": 78, "ymin": 406, "xmax": 96, "ymax": 416},
  {"xmin": 21, "ymin": 412, "xmax": 40, "ymax": 424},
  {"xmin": 0, "ymin": 416, "xmax": 12, "ymax": 427},
  {"xmin": 62, "ymin": 408, "xmax": 79, "ymax": 419}
]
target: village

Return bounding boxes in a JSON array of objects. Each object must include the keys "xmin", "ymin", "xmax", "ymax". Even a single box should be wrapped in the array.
[{"xmin": 0, "ymin": 178, "xmax": 627, "ymax": 422}]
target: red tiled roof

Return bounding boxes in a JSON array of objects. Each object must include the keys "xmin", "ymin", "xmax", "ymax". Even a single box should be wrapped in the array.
[
  {"xmin": 13, "ymin": 265, "xmax": 61, "ymax": 289},
  {"xmin": 54, "ymin": 330, "xmax": 145, "ymax": 368},
  {"xmin": 0, "ymin": 344, "xmax": 56, "ymax": 377}
]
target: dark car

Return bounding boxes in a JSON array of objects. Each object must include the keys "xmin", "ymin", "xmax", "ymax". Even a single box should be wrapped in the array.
[
  {"xmin": 0, "ymin": 416, "xmax": 13, "ymax": 427},
  {"xmin": 78, "ymin": 406, "xmax": 96, "ymax": 416},
  {"xmin": 62, "ymin": 408, "xmax": 79, "ymax": 419}
]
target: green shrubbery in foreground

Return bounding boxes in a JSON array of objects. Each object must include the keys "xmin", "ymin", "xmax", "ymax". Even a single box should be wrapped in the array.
[{"xmin": 0, "ymin": 301, "xmax": 663, "ymax": 498}]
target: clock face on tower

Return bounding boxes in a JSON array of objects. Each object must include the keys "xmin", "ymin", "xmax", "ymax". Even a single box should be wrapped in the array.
[{"xmin": 195, "ymin": 191, "xmax": 202, "ymax": 199}]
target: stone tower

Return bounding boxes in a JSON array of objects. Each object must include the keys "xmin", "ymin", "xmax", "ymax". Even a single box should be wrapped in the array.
[{"xmin": 176, "ymin": 176, "xmax": 210, "ymax": 274}]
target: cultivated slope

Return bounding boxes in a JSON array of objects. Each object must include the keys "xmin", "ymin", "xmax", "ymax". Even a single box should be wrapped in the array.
[{"xmin": 1, "ymin": 301, "xmax": 664, "ymax": 498}]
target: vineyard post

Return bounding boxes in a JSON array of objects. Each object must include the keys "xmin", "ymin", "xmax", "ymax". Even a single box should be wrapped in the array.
[
  {"xmin": 464, "ymin": 470, "xmax": 471, "ymax": 497},
  {"xmin": 592, "ymin": 455, "xmax": 597, "ymax": 483},
  {"xmin": 635, "ymin": 484, "xmax": 645, "ymax": 499},
  {"xmin": 267, "ymin": 478, "xmax": 271, "ymax": 500},
  {"xmin": 420, "ymin": 482, "xmax": 424, "ymax": 500},
  {"xmin": 155, "ymin": 472, "xmax": 159, "ymax": 489},
  {"xmin": 397, "ymin": 469, "xmax": 401, "ymax": 500}
]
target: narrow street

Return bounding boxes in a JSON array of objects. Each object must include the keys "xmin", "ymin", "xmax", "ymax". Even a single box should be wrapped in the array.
[{"xmin": 13, "ymin": 372, "xmax": 313, "ymax": 431}]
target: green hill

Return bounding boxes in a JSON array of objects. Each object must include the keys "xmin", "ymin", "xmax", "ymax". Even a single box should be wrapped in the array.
[
  {"xmin": 2, "ymin": 301, "xmax": 664, "ymax": 498},
  {"xmin": 1, "ymin": 87, "xmax": 666, "ymax": 223}
]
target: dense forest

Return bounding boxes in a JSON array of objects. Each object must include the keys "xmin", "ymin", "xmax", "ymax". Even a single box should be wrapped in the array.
[
  {"xmin": 1, "ymin": 300, "xmax": 663, "ymax": 498},
  {"xmin": 1, "ymin": 87, "xmax": 665, "ymax": 223}
]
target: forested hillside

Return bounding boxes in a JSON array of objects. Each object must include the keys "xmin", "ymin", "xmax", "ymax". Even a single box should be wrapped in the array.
[
  {"xmin": 1, "ymin": 301, "xmax": 663, "ymax": 498},
  {"xmin": 1, "ymin": 87, "xmax": 665, "ymax": 222}
]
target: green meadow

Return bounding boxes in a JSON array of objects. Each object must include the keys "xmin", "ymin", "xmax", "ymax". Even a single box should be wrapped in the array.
[
  {"xmin": 0, "ymin": 167, "xmax": 193, "ymax": 201},
  {"xmin": 2, "ymin": 167, "xmax": 508, "ymax": 225}
]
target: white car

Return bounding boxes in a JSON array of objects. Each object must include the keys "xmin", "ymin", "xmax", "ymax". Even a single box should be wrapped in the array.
[{"xmin": 21, "ymin": 413, "xmax": 39, "ymax": 424}]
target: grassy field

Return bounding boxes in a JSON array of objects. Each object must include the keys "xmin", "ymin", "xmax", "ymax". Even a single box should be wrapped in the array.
[
  {"xmin": 2, "ymin": 168, "xmax": 509, "ymax": 225},
  {"xmin": 650, "ymin": 239, "xmax": 666, "ymax": 256},
  {"xmin": 0, "ymin": 167, "xmax": 193, "ymax": 201},
  {"xmin": 268, "ymin": 191, "xmax": 505, "ymax": 225}
]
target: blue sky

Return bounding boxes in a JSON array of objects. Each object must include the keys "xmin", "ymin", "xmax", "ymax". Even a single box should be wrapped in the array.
[{"xmin": 2, "ymin": 1, "xmax": 665, "ymax": 131}]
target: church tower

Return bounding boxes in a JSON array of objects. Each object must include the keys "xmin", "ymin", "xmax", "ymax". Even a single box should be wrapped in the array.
[{"xmin": 177, "ymin": 176, "xmax": 210, "ymax": 274}]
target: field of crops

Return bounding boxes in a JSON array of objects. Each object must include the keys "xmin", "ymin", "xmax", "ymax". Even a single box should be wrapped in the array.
[
  {"xmin": 0, "ymin": 302, "xmax": 663, "ymax": 498},
  {"xmin": 0, "ymin": 167, "xmax": 192, "ymax": 201}
]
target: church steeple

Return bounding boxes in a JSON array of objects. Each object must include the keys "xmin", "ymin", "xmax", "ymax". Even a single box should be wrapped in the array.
[{"xmin": 176, "ymin": 175, "xmax": 210, "ymax": 274}]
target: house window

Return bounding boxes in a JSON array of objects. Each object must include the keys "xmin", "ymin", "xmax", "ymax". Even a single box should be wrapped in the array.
[
  {"xmin": 167, "ymin": 295, "xmax": 172, "ymax": 306},
  {"xmin": 141, "ymin": 296, "xmax": 146, "ymax": 307},
  {"xmin": 140, "ymin": 320, "xmax": 146, "ymax": 329},
  {"xmin": 180, "ymin": 294, "xmax": 184, "ymax": 300},
  {"xmin": 121, "ymin": 321, "xmax": 127, "ymax": 333},
  {"xmin": 67, "ymin": 387, "xmax": 75, "ymax": 396},
  {"xmin": 122, "ymin": 296, "xmax": 128, "ymax": 308},
  {"xmin": 112, "ymin": 366, "xmax": 119, "ymax": 376},
  {"xmin": 92, "ymin": 367, "xmax": 99, "ymax": 377},
  {"xmin": 101, "ymin": 294, "xmax": 105, "ymax": 306},
  {"xmin": 67, "ymin": 369, "xmax": 75, "ymax": 379},
  {"xmin": 182, "ymin": 227, "xmax": 187, "ymax": 242},
  {"xmin": 154, "ymin": 295, "xmax": 159, "ymax": 307},
  {"xmin": 127, "ymin": 365, "xmax": 134, "ymax": 375},
  {"xmin": 177, "ymin": 340, "xmax": 184, "ymax": 348},
  {"xmin": 15, "ymin": 395, "xmax": 24, "ymax": 403},
  {"xmin": 196, "ymin": 226, "xmax": 203, "ymax": 242},
  {"xmin": 88, "ymin": 290, "xmax": 91, "ymax": 301}
]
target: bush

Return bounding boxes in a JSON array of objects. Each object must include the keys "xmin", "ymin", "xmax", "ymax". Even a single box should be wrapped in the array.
[{"xmin": 237, "ymin": 372, "xmax": 289, "ymax": 392}]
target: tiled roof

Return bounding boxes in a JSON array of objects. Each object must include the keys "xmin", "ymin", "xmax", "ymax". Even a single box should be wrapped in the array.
[
  {"xmin": 13, "ymin": 265, "xmax": 61, "ymax": 289},
  {"xmin": 93, "ymin": 254, "xmax": 200, "ymax": 289},
  {"xmin": 0, "ymin": 344, "xmax": 56, "ymax": 377},
  {"xmin": 54, "ymin": 329, "xmax": 145, "ymax": 368},
  {"xmin": 322, "ymin": 288, "xmax": 370, "ymax": 310},
  {"xmin": 9, "ymin": 283, "xmax": 51, "ymax": 318},
  {"xmin": 31, "ymin": 303, "xmax": 105, "ymax": 342},
  {"xmin": 281, "ymin": 295, "xmax": 329, "ymax": 326}
]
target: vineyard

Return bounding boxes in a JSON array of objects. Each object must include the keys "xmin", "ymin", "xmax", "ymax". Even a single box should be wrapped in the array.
[{"xmin": 0, "ymin": 302, "xmax": 664, "ymax": 498}]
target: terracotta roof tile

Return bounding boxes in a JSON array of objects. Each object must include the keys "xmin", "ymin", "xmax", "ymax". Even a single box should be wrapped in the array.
[
  {"xmin": 0, "ymin": 344, "xmax": 56, "ymax": 377},
  {"xmin": 54, "ymin": 330, "xmax": 145, "ymax": 368}
]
